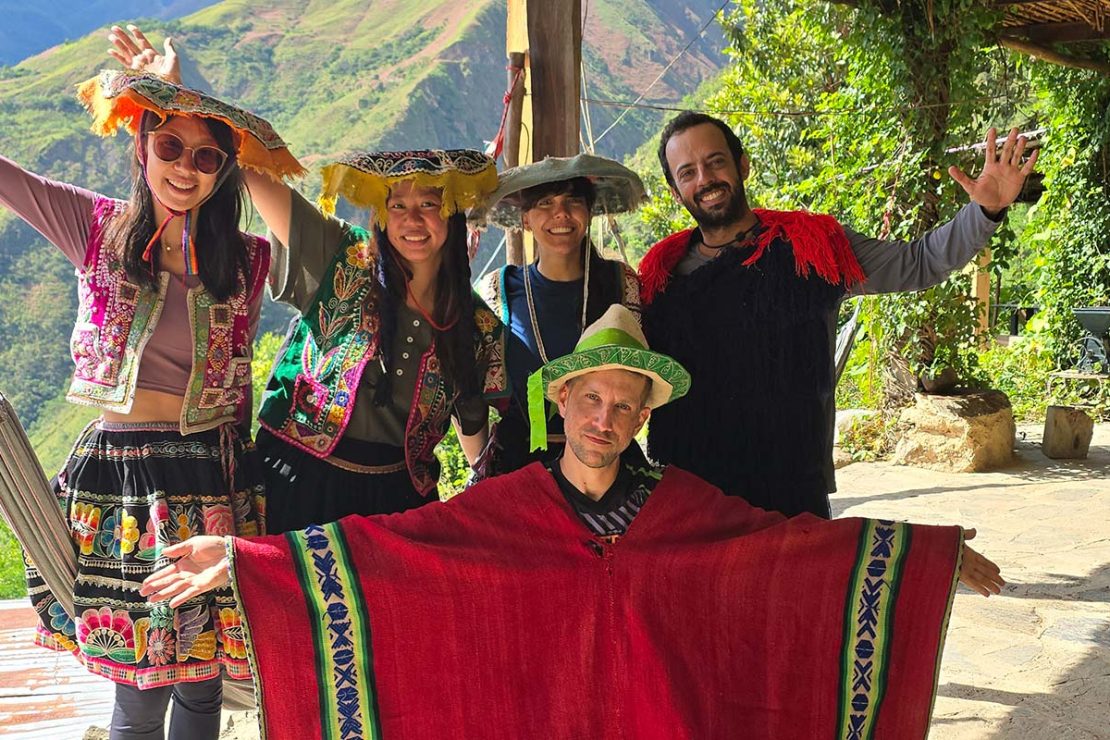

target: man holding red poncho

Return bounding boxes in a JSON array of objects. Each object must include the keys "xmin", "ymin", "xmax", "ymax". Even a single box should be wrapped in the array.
[{"xmin": 142, "ymin": 305, "xmax": 1002, "ymax": 740}]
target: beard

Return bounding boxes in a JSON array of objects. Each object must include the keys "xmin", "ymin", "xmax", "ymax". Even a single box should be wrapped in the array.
[{"xmin": 683, "ymin": 180, "xmax": 747, "ymax": 229}]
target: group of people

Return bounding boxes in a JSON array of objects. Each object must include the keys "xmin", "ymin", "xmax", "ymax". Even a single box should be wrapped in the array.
[{"xmin": 0, "ymin": 24, "xmax": 1035, "ymax": 739}]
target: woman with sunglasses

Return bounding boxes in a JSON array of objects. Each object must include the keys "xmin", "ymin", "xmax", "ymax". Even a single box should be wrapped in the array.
[
  {"xmin": 473, "ymin": 155, "xmax": 646, "ymax": 475},
  {"xmin": 0, "ymin": 65, "xmax": 303, "ymax": 739},
  {"xmin": 109, "ymin": 27, "xmax": 507, "ymax": 533}
]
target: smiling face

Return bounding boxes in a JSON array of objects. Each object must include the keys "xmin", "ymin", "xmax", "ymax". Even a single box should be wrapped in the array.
[
  {"xmin": 557, "ymin": 369, "xmax": 652, "ymax": 470},
  {"xmin": 520, "ymin": 179, "xmax": 593, "ymax": 262},
  {"xmin": 142, "ymin": 115, "xmax": 226, "ymax": 213},
  {"xmin": 664, "ymin": 122, "xmax": 749, "ymax": 230},
  {"xmin": 383, "ymin": 180, "xmax": 450, "ymax": 270}
]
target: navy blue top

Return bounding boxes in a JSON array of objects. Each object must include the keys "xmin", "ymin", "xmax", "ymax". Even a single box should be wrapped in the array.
[{"xmin": 503, "ymin": 264, "xmax": 586, "ymax": 418}]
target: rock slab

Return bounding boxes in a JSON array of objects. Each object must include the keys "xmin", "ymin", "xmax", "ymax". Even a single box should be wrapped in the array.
[{"xmin": 892, "ymin": 390, "xmax": 1015, "ymax": 472}]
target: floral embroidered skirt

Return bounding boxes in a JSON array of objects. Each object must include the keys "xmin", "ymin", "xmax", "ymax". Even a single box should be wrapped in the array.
[{"xmin": 24, "ymin": 421, "xmax": 265, "ymax": 689}]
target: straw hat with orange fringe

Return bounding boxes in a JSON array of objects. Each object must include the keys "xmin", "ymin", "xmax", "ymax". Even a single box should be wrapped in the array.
[
  {"xmin": 77, "ymin": 69, "xmax": 305, "ymax": 182},
  {"xmin": 318, "ymin": 149, "xmax": 498, "ymax": 228}
]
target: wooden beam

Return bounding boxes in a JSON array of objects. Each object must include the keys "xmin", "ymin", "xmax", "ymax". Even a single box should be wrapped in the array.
[
  {"xmin": 970, "ymin": 249, "xmax": 992, "ymax": 344},
  {"xmin": 526, "ymin": 0, "xmax": 582, "ymax": 158},
  {"xmin": 506, "ymin": 0, "xmax": 534, "ymax": 264},
  {"xmin": 1000, "ymin": 35, "xmax": 1110, "ymax": 75},
  {"xmin": 504, "ymin": 51, "xmax": 526, "ymax": 266},
  {"xmin": 1004, "ymin": 21, "xmax": 1110, "ymax": 45}
]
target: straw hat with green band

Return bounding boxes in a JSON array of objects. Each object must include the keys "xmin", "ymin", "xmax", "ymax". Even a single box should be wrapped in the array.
[
  {"xmin": 77, "ymin": 69, "xmax": 306, "ymax": 182},
  {"xmin": 318, "ymin": 149, "xmax": 498, "ymax": 227},
  {"xmin": 471, "ymin": 153, "xmax": 646, "ymax": 230},
  {"xmin": 527, "ymin": 304, "xmax": 691, "ymax": 452}
]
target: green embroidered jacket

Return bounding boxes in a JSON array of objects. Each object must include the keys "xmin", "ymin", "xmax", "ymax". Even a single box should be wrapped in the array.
[{"xmin": 258, "ymin": 225, "xmax": 507, "ymax": 494}]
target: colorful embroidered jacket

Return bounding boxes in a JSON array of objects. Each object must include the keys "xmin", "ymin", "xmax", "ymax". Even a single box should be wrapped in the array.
[
  {"xmin": 258, "ymin": 224, "xmax": 507, "ymax": 494},
  {"xmin": 66, "ymin": 197, "xmax": 269, "ymax": 434}
]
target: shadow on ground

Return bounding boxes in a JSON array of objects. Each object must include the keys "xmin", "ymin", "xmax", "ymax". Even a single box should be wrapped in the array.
[{"xmin": 933, "ymin": 562, "xmax": 1110, "ymax": 739}]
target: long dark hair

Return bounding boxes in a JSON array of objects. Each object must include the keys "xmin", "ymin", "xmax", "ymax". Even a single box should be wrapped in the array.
[
  {"xmin": 103, "ymin": 112, "xmax": 250, "ymax": 301},
  {"xmin": 519, "ymin": 177, "xmax": 623, "ymax": 324},
  {"xmin": 371, "ymin": 213, "xmax": 481, "ymax": 405}
]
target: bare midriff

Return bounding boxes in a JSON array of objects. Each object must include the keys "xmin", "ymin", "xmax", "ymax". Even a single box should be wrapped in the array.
[{"xmin": 101, "ymin": 388, "xmax": 185, "ymax": 425}]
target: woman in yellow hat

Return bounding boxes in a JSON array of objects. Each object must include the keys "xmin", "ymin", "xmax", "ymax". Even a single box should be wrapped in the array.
[
  {"xmin": 250, "ymin": 149, "xmax": 507, "ymax": 532},
  {"xmin": 0, "ymin": 60, "xmax": 302, "ymax": 737}
]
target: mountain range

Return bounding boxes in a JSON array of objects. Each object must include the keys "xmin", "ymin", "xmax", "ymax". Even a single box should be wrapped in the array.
[{"xmin": 0, "ymin": 0, "xmax": 728, "ymax": 431}]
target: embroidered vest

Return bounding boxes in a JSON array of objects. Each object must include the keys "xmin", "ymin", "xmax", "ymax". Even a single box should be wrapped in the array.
[
  {"xmin": 66, "ymin": 197, "xmax": 270, "ymax": 434},
  {"xmin": 258, "ymin": 225, "xmax": 507, "ymax": 494}
]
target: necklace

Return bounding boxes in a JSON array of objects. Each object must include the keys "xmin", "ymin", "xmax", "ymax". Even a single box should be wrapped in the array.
[
  {"xmin": 698, "ymin": 219, "xmax": 762, "ymax": 256},
  {"xmin": 389, "ymin": 248, "xmax": 457, "ymax": 332},
  {"xmin": 524, "ymin": 258, "xmax": 589, "ymax": 364}
]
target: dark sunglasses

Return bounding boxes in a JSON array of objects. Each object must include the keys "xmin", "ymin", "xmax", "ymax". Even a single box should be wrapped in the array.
[{"xmin": 149, "ymin": 131, "xmax": 228, "ymax": 175}]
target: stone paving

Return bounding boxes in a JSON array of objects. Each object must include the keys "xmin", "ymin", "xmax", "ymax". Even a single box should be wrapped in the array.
[
  {"xmin": 1, "ymin": 423, "xmax": 1106, "ymax": 738},
  {"xmin": 834, "ymin": 423, "xmax": 1110, "ymax": 739}
]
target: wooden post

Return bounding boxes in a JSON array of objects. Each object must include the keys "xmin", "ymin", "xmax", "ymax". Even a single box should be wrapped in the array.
[
  {"xmin": 971, "ymin": 249, "xmax": 992, "ymax": 343},
  {"xmin": 526, "ymin": 0, "xmax": 582, "ymax": 158},
  {"xmin": 503, "ymin": 51, "xmax": 527, "ymax": 266},
  {"xmin": 505, "ymin": 0, "xmax": 582, "ymax": 265}
]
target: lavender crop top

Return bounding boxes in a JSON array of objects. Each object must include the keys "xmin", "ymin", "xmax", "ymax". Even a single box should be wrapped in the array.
[{"xmin": 0, "ymin": 155, "xmax": 261, "ymax": 396}]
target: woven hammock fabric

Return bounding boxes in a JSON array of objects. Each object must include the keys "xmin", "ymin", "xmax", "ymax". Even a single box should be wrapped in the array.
[{"xmin": 0, "ymin": 393, "xmax": 76, "ymax": 617}]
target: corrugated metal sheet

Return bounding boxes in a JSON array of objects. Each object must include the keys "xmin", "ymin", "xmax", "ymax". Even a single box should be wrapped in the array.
[{"xmin": 0, "ymin": 599, "xmax": 112, "ymax": 739}]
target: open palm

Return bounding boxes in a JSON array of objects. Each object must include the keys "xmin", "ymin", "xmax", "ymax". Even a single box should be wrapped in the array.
[
  {"xmin": 108, "ymin": 24, "xmax": 183, "ymax": 85},
  {"xmin": 949, "ymin": 127, "xmax": 1039, "ymax": 214},
  {"xmin": 139, "ymin": 535, "xmax": 229, "ymax": 607}
]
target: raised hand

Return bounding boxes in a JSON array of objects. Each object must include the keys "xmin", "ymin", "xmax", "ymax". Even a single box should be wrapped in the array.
[
  {"xmin": 107, "ymin": 24, "xmax": 182, "ymax": 85},
  {"xmin": 140, "ymin": 535, "xmax": 229, "ymax": 607},
  {"xmin": 958, "ymin": 528, "xmax": 1005, "ymax": 597},
  {"xmin": 948, "ymin": 127, "xmax": 1039, "ymax": 216}
]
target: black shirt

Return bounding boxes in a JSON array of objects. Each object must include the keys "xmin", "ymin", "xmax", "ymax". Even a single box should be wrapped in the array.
[{"xmin": 547, "ymin": 457, "xmax": 662, "ymax": 538}]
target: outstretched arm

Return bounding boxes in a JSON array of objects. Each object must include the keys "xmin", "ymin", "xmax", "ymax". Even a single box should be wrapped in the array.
[
  {"xmin": 851, "ymin": 127, "xmax": 1038, "ymax": 295},
  {"xmin": 958, "ymin": 528, "xmax": 1005, "ymax": 597},
  {"xmin": 0, "ymin": 156, "xmax": 98, "ymax": 267},
  {"xmin": 140, "ymin": 536, "xmax": 230, "ymax": 608}
]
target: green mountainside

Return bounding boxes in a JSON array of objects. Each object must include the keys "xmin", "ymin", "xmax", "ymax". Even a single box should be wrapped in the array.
[{"xmin": 0, "ymin": 0, "xmax": 726, "ymax": 430}]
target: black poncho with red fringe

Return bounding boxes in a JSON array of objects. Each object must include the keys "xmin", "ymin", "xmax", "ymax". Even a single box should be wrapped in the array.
[{"xmin": 639, "ymin": 209, "xmax": 865, "ymax": 518}]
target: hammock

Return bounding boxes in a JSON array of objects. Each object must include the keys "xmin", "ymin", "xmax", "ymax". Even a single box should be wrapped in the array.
[
  {"xmin": 0, "ymin": 392, "xmax": 257, "ymax": 709},
  {"xmin": 0, "ymin": 392, "xmax": 76, "ymax": 618}
]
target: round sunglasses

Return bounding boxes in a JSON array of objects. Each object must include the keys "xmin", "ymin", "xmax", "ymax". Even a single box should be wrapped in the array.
[{"xmin": 148, "ymin": 131, "xmax": 228, "ymax": 175}]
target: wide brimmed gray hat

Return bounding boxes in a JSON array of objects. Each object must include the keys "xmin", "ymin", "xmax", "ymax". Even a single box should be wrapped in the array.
[{"xmin": 472, "ymin": 153, "xmax": 646, "ymax": 230}]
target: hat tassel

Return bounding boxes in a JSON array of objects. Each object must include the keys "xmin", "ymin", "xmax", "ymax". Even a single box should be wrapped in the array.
[{"xmin": 527, "ymin": 369, "xmax": 548, "ymax": 452}]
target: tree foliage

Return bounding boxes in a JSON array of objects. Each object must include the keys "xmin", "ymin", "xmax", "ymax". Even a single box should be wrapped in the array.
[
  {"xmin": 1022, "ymin": 60, "xmax": 1110, "ymax": 363},
  {"xmin": 630, "ymin": 0, "xmax": 1110, "ymax": 407}
]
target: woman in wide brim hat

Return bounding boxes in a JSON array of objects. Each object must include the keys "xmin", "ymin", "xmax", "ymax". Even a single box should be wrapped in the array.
[
  {"xmin": 111, "ymin": 25, "xmax": 508, "ymax": 536},
  {"xmin": 1, "ymin": 61, "xmax": 301, "ymax": 737},
  {"xmin": 250, "ymin": 148, "xmax": 509, "ymax": 533},
  {"xmin": 472, "ymin": 152, "xmax": 648, "ymax": 476}
]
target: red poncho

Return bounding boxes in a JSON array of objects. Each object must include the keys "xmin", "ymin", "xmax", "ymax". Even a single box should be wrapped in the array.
[{"xmin": 230, "ymin": 464, "xmax": 961, "ymax": 739}]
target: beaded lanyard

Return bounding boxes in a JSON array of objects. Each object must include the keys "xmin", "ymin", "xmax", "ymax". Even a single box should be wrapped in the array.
[{"xmin": 523, "ymin": 229, "xmax": 591, "ymax": 364}]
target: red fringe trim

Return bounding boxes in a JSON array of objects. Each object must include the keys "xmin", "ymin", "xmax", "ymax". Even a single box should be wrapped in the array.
[
  {"xmin": 638, "ymin": 229, "xmax": 693, "ymax": 306},
  {"xmin": 638, "ymin": 211, "xmax": 865, "ymax": 305}
]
